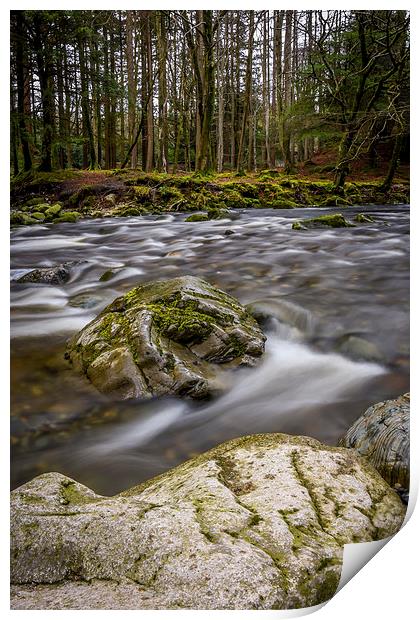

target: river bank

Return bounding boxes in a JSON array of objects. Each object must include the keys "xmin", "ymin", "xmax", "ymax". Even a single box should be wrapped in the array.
[{"xmin": 10, "ymin": 169, "xmax": 409, "ymax": 227}]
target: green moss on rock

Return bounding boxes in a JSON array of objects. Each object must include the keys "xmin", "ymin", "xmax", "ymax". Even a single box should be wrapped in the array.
[
  {"xmin": 45, "ymin": 204, "xmax": 62, "ymax": 218},
  {"xmin": 67, "ymin": 276, "xmax": 266, "ymax": 401},
  {"xmin": 292, "ymin": 213, "xmax": 354, "ymax": 230},
  {"xmin": 186, "ymin": 213, "xmax": 209, "ymax": 222},
  {"xmin": 54, "ymin": 211, "xmax": 80, "ymax": 223},
  {"xmin": 354, "ymin": 213, "xmax": 374, "ymax": 223},
  {"xmin": 31, "ymin": 212, "xmax": 46, "ymax": 221}
]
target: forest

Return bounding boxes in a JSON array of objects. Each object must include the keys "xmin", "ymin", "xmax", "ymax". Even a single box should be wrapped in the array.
[
  {"xmin": 10, "ymin": 10, "xmax": 409, "ymax": 190},
  {"xmin": 10, "ymin": 10, "xmax": 411, "ymax": 611}
]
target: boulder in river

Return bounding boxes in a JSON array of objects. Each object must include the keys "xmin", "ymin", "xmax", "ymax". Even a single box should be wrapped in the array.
[
  {"xmin": 339, "ymin": 393, "xmax": 409, "ymax": 502},
  {"xmin": 17, "ymin": 265, "xmax": 71, "ymax": 285},
  {"xmin": 185, "ymin": 213, "xmax": 208, "ymax": 222},
  {"xmin": 10, "ymin": 433, "xmax": 405, "ymax": 610},
  {"xmin": 292, "ymin": 213, "xmax": 354, "ymax": 230},
  {"xmin": 66, "ymin": 276, "xmax": 266, "ymax": 400}
]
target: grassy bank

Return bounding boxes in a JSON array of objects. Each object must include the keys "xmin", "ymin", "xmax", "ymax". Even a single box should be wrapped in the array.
[{"xmin": 10, "ymin": 169, "xmax": 410, "ymax": 226}]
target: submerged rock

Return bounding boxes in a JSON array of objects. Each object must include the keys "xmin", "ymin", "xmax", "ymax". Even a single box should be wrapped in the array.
[
  {"xmin": 246, "ymin": 299, "xmax": 314, "ymax": 336},
  {"xmin": 339, "ymin": 393, "xmax": 409, "ymax": 500},
  {"xmin": 10, "ymin": 433, "xmax": 405, "ymax": 610},
  {"xmin": 336, "ymin": 335, "xmax": 384, "ymax": 363},
  {"xmin": 292, "ymin": 213, "xmax": 354, "ymax": 230},
  {"xmin": 66, "ymin": 276, "xmax": 265, "ymax": 400}
]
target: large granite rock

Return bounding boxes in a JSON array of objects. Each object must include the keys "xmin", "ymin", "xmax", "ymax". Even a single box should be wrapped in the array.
[
  {"xmin": 11, "ymin": 433, "xmax": 405, "ymax": 610},
  {"xmin": 66, "ymin": 276, "xmax": 266, "ymax": 400},
  {"xmin": 339, "ymin": 393, "xmax": 409, "ymax": 501}
]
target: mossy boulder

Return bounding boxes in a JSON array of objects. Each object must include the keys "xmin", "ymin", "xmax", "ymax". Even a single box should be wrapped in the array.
[
  {"xmin": 186, "ymin": 213, "xmax": 209, "ymax": 222},
  {"xmin": 53, "ymin": 211, "xmax": 80, "ymax": 223},
  {"xmin": 339, "ymin": 393, "xmax": 409, "ymax": 501},
  {"xmin": 31, "ymin": 203, "xmax": 51, "ymax": 214},
  {"xmin": 31, "ymin": 212, "xmax": 46, "ymax": 221},
  {"xmin": 10, "ymin": 212, "xmax": 26, "ymax": 226},
  {"xmin": 10, "ymin": 433, "xmax": 405, "ymax": 610},
  {"xmin": 13, "ymin": 213, "xmax": 40, "ymax": 226},
  {"xmin": 45, "ymin": 203, "xmax": 63, "ymax": 219},
  {"xmin": 23, "ymin": 196, "xmax": 46, "ymax": 207},
  {"xmin": 66, "ymin": 276, "xmax": 266, "ymax": 401},
  {"xmin": 292, "ymin": 213, "xmax": 354, "ymax": 230}
]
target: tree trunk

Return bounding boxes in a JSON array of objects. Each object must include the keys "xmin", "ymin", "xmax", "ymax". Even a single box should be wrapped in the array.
[
  {"xmin": 63, "ymin": 46, "xmax": 73, "ymax": 168},
  {"xmin": 381, "ymin": 133, "xmax": 403, "ymax": 193},
  {"xmin": 118, "ymin": 12, "xmax": 125, "ymax": 166},
  {"xmin": 184, "ymin": 10, "xmax": 216, "ymax": 172},
  {"xmin": 103, "ymin": 26, "xmax": 111, "ymax": 169},
  {"xmin": 237, "ymin": 11, "xmax": 254, "ymax": 172},
  {"xmin": 262, "ymin": 11, "xmax": 270, "ymax": 167},
  {"xmin": 145, "ymin": 12, "xmax": 154, "ymax": 172},
  {"xmin": 14, "ymin": 11, "xmax": 32, "ymax": 171},
  {"xmin": 126, "ymin": 10, "xmax": 137, "ymax": 168},
  {"xmin": 109, "ymin": 27, "xmax": 117, "ymax": 168},
  {"xmin": 10, "ymin": 94, "xmax": 20, "ymax": 176},
  {"xmin": 216, "ymin": 14, "xmax": 226, "ymax": 172},
  {"xmin": 282, "ymin": 10, "xmax": 293, "ymax": 172},
  {"xmin": 156, "ymin": 11, "xmax": 168, "ymax": 172},
  {"xmin": 33, "ymin": 13, "xmax": 54, "ymax": 172},
  {"xmin": 78, "ymin": 32, "xmax": 96, "ymax": 169},
  {"xmin": 56, "ymin": 45, "xmax": 66, "ymax": 169}
]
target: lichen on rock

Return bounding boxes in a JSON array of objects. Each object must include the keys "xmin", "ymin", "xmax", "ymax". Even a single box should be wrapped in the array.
[
  {"xmin": 66, "ymin": 276, "xmax": 266, "ymax": 400},
  {"xmin": 10, "ymin": 433, "xmax": 406, "ymax": 610}
]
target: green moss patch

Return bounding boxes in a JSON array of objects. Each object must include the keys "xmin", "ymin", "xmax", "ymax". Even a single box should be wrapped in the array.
[
  {"xmin": 292, "ymin": 213, "xmax": 355, "ymax": 230},
  {"xmin": 10, "ymin": 169, "xmax": 409, "ymax": 226}
]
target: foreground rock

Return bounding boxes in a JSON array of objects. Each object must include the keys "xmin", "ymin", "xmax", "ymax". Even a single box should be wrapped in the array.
[
  {"xmin": 10, "ymin": 433, "xmax": 405, "ymax": 610},
  {"xmin": 340, "ymin": 394, "xmax": 409, "ymax": 501},
  {"xmin": 66, "ymin": 276, "xmax": 265, "ymax": 400}
]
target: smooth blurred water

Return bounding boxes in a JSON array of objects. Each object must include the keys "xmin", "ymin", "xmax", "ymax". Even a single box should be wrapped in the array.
[{"xmin": 10, "ymin": 205, "xmax": 409, "ymax": 494}]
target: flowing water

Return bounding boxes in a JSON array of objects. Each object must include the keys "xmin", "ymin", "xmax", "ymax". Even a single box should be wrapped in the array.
[{"xmin": 10, "ymin": 206, "xmax": 409, "ymax": 495}]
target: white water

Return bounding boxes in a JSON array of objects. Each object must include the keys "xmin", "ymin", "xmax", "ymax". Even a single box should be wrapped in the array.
[{"xmin": 78, "ymin": 321, "xmax": 385, "ymax": 467}]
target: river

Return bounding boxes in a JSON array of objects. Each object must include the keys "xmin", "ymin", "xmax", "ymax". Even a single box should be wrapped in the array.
[{"xmin": 10, "ymin": 205, "xmax": 409, "ymax": 495}]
